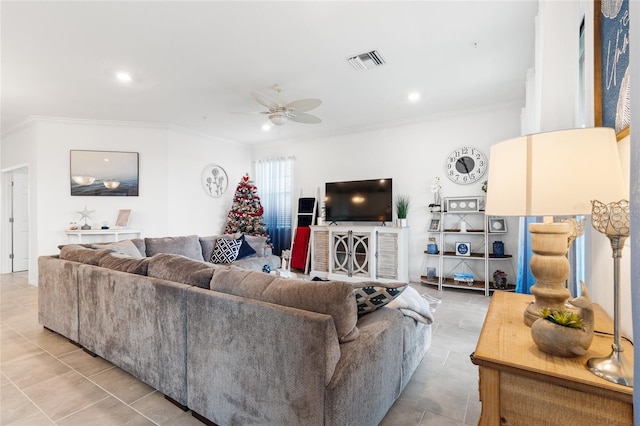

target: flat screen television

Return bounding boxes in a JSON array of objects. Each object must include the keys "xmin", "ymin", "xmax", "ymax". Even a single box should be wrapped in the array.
[{"xmin": 325, "ymin": 178, "xmax": 392, "ymax": 222}]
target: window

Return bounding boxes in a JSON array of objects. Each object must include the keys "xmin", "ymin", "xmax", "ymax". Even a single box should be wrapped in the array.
[{"xmin": 254, "ymin": 157, "xmax": 294, "ymax": 255}]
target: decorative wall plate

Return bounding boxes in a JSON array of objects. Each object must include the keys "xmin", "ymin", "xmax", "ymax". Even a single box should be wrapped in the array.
[{"xmin": 201, "ymin": 164, "xmax": 228, "ymax": 197}]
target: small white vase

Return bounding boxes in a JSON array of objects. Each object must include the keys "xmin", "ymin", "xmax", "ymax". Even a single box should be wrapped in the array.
[{"xmin": 397, "ymin": 218, "xmax": 407, "ymax": 227}]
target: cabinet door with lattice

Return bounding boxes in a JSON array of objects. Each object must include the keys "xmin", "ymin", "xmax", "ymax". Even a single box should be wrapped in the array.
[
  {"xmin": 311, "ymin": 229, "xmax": 329, "ymax": 274},
  {"xmin": 376, "ymin": 231, "xmax": 399, "ymax": 280}
]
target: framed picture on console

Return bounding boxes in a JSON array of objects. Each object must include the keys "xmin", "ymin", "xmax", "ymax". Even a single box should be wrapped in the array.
[
  {"xmin": 429, "ymin": 218, "xmax": 441, "ymax": 231},
  {"xmin": 70, "ymin": 150, "xmax": 139, "ymax": 196}
]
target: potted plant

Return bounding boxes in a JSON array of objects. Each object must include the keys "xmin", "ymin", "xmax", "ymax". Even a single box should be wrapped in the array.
[
  {"xmin": 531, "ymin": 308, "xmax": 593, "ymax": 357},
  {"xmin": 395, "ymin": 195, "xmax": 410, "ymax": 227}
]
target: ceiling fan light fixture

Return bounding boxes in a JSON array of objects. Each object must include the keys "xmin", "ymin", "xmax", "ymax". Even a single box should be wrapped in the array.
[{"xmin": 269, "ymin": 113, "xmax": 288, "ymax": 126}]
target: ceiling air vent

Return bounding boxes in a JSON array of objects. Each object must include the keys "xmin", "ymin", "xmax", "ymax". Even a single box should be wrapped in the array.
[{"xmin": 347, "ymin": 50, "xmax": 386, "ymax": 71}]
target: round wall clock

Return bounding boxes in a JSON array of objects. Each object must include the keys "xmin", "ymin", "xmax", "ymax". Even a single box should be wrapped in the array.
[
  {"xmin": 444, "ymin": 146, "xmax": 488, "ymax": 184},
  {"xmin": 201, "ymin": 164, "xmax": 228, "ymax": 198}
]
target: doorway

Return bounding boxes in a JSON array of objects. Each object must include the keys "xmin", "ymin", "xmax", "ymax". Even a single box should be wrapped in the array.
[{"xmin": 3, "ymin": 167, "xmax": 29, "ymax": 272}]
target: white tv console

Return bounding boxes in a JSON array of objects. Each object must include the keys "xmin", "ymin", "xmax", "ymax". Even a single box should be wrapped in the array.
[{"xmin": 309, "ymin": 225, "xmax": 409, "ymax": 283}]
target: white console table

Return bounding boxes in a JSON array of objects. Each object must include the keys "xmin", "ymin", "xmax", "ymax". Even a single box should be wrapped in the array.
[{"xmin": 65, "ymin": 228, "xmax": 143, "ymax": 243}]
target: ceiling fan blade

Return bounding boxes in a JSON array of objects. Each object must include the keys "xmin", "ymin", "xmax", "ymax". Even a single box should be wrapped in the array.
[
  {"xmin": 230, "ymin": 111, "xmax": 270, "ymax": 115},
  {"xmin": 289, "ymin": 112, "xmax": 322, "ymax": 124},
  {"xmin": 251, "ymin": 91, "xmax": 280, "ymax": 109},
  {"xmin": 285, "ymin": 98, "xmax": 322, "ymax": 112}
]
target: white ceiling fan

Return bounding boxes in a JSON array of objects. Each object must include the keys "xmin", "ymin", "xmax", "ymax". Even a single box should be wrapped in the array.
[{"xmin": 250, "ymin": 84, "xmax": 322, "ymax": 126}]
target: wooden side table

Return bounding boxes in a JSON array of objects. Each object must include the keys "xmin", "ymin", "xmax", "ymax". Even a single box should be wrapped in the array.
[{"xmin": 472, "ymin": 292, "xmax": 633, "ymax": 425}]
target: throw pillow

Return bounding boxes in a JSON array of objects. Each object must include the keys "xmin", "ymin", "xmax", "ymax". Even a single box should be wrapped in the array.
[
  {"xmin": 90, "ymin": 240, "xmax": 143, "ymax": 258},
  {"xmin": 351, "ymin": 281, "xmax": 408, "ymax": 315},
  {"xmin": 236, "ymin": 234, "xmax": 257, "ymax": 260},
  {"xmin": 144, "ymin": 235, "xmax": 204, "ymax": 261},
  {"xmin": 244, "ymin": 235, "xmax": 268, "ymax": 256},
  {"xmin": 211, "ymin": 238, "xmax": 242, "ymax": 264}
]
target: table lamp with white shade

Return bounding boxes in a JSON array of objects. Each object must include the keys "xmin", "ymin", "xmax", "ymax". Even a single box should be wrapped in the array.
[{"xmin": 484, "ymin": 127, "xmax": 626, "ymax": 327}]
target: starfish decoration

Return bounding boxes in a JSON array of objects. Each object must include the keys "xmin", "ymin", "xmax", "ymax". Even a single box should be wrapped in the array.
[{"xmin": 77, "ymin": 205, "xmax": 95, "ymax": 226}]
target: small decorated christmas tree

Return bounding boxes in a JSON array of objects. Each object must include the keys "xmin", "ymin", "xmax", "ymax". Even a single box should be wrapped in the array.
[{"xmin": 223, "ymin": 173, "xmax": 268, "ymax": 236}]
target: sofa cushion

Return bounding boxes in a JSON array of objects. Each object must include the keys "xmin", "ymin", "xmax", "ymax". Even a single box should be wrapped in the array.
[
  {"xmin": 352, "ymin": 282, "xmax": 408, "ymax": 315},
  {"xmin": 210, "ymin": 267, "xmax": 359, "ymax": 342},
  {"xmin": 148, "ymin": 253, "xmax": 220, "ymax": 289},
  {"xmin": 59, "ymin": 244, "xmax": 114, "ymax": 265},
  {"xmin": 199, "ymin": 236, "xmax": 218, "ymax": 262},
  {"xmin": 244, "ymin": 235, "xmax": 269, "ymax": 256},
  {"xmin": 98, "ymin": 253, "xmax": 150, "ymax": 275},
  {"xmin": 90, "ymin": 240, "xmax": 143, "ymax": 258},
  {"xmin": 130, "ymin": 238, "xmax": 146, "ymax": 257},
  {"xmin": 211, "ymin": 238, "xmax": 241, "ymax": 264},
  {"xmin": 236, "ymin": 234, "xmax": 257, "ymax": 260},
  {"xmin": 145, "ymin": 235, "xmax": 204, "ymax": 261}
]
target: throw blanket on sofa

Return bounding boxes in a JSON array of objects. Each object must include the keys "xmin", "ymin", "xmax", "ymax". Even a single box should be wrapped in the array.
[{"xmin": 387, "ymin": 286, "xmax": 435, "ymax": 324}]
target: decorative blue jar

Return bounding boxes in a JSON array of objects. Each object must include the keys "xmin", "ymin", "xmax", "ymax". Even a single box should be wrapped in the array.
[
  {"xmin": 493, "ymin": 241, "xmax": 505, "ymax": 257},
  {"xmin": 427, "ymin": 243, "xmax": 438, "ymax": 254}
]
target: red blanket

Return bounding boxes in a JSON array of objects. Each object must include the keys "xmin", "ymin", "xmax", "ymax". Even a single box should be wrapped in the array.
[{"xmin": 290, "ymin": 226, "xmax": 310, "ymax": 270}]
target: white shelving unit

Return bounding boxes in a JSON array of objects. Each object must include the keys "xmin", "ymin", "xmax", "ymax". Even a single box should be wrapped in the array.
[{"xmin": 421, "ymin": 211, "xmax": 514, "ymax": 296}]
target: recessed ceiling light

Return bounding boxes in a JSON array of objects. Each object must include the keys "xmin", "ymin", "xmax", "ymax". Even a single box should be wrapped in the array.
[
  {"xmin": 408, "ymin": 92, "xmax": 421, "ymax": 102},
  {"xmin": 262, "ymin": 123, "xmax": 271, "ymax": 131},
  {"xmin": 116, "ymin": 72, "xmax": 132, "ymax": 82}
]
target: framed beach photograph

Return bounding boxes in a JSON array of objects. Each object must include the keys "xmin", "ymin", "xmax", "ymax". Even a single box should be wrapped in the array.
[
  {"xmin": 429, "ymin": 218, "xmax": 441, "ymax": 231},
  {"xmin": 594, "ymin": 0, "xmax": 630, "ymax": 140},
  {"xmin": 488, "ymin": 217, "xmax": 507, "ymax": 233},
  {"xmin": 70, "ymin": 150, "xmax": 139, "ymax": 196}
]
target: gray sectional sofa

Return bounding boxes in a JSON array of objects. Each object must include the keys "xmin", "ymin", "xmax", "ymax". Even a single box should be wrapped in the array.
[{"xmin": 38, "ymin": 234, "xmax": 432, "ymax": 425}]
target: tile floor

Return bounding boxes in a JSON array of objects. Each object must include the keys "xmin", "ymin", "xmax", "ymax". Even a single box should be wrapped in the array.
[{"xmin": 1, "ymin": 272, "xmax": 491, "ymax": 425}]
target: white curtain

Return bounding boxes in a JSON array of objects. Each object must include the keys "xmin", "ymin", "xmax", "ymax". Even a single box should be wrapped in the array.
[{"xmin": 254, "ymin": 157, "xmax": 294, "ymax": 255}]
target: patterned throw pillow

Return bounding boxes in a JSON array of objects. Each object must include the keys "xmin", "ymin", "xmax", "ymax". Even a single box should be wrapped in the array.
[
  {"xmin": 352, "ymin": 282, "xmax": 408, "ymax": 315},
  {"xmin": 211, "ymin": 238, "xmax": 242, "ymax": 264}
]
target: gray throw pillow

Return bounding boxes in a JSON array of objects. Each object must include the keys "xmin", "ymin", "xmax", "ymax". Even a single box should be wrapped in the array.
[
  {"xmin": 244, "ymin": 235, "xmax": 268, "ymax": 257},
  {"xmin": 144, "ymin": 235, "xmax": 204, "ymax": 261},
  {"xmin": 90, "ymin": 240, "xmax": 143, "ymax": 258}
]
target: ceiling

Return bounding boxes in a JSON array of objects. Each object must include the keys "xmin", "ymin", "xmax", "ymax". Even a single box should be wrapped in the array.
[{"xmin": 1, "ymin": 1, "xmax": 538, "ymax": 144}]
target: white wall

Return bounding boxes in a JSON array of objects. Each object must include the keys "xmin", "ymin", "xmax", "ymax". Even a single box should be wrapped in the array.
[
  {"xmin": 1, "ymin": 122, "xmax": 38, "ymax": 281},
  {"xmin": 1, "ymin": 118, "xmax": 252, "ymax": 284},
  {"xmin": 250, "ymin": 104, "xmax": 523, "ymax": 283},
  {"xmin": 589, "ymin": 136, "xmax": 632, "ymax": 336},
  {"xmin": 166, "ymin": 128, "xmax": 249, "ymax": 236}
]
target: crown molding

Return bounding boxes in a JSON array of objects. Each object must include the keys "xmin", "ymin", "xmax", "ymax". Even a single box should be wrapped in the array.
[
  {"xmin": 268, "ymin": 100, "xmax": 525, "ymax": 146},
  {"xmin": 1, "ymin": 116, "xmax": 242, "ymax": 147}
]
